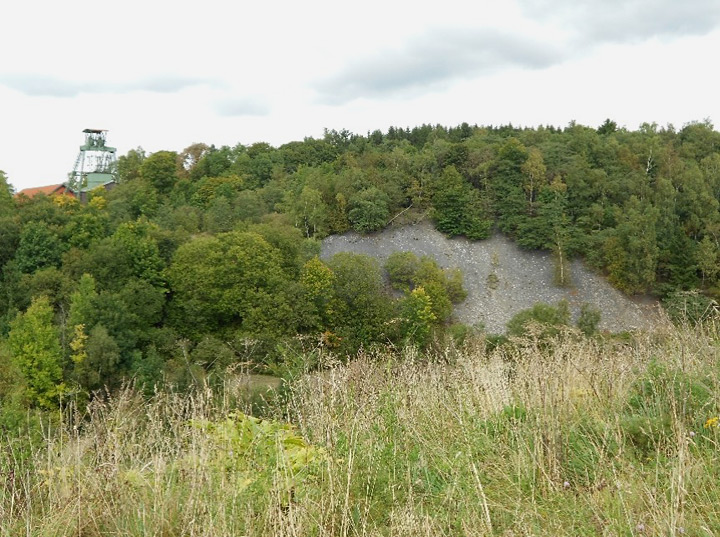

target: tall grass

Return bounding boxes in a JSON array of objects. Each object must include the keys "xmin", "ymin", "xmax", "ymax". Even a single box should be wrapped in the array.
[{"xmin": 2, "ymin": 322, "xmax": 720, "ymax": 535}]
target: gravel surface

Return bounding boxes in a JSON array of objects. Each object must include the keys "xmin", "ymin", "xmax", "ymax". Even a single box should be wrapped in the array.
[{"xmin": 321, "ymin": 221, "xmax": 665, "ymax": 333}]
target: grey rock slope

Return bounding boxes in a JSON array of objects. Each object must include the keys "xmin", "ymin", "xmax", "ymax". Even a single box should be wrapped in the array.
[{"xmin": 321, "ymin": 221, "xmax": 665, "ymax": 334}]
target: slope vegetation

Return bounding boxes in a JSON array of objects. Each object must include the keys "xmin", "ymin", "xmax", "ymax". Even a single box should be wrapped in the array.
[{"xmin": 322, "ymin": 220, "xmax": 664, "ymax": 333}]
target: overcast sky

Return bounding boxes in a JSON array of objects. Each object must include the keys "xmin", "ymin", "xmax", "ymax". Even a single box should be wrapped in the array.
[{"xmin": 2, "ymin": 0, "xmax": 719, "ymax": 192}]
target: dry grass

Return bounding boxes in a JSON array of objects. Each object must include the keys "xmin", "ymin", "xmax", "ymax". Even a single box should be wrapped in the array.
[{"xmin": 3, "ymin": 323, "xmax": 720, "ymax": 535}]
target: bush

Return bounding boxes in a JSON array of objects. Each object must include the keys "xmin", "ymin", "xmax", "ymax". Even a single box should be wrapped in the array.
[
  {"xmin": 506, "ymin": 300, "xmax": 570, "ymax": 338},
  {"xmin": 663, "ymin": 289, "xmax": 717, "ymax": 325},
  {"xmin": 576, "ymin": 303, "xmax": 601, "ymax": 336}
]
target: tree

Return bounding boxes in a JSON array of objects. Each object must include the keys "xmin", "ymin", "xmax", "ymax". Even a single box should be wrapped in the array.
[
  {"xmin": 385, "ymin": 252, "xmax": 422, "ymax": 292},
  {"xmin": 234, "ymin": 190, "xmax": 268, "ymax": 223},
  {"xmin": 140, "ymin": 150, "xmax": 179, "ymax": 194},
  {"xmin": 204, "ymin": 196, "xmax": 235, "ymax": 233},
  {"xmin": 111, "ymin": 221, "xmax": 166, "ymax": 288},
  {"xmin": 400, "ymin": 287, "xmax": 436, "ymax": 347},
  {"xmin": 299, "ymin": 257, "xmax": 336, "ymax": 331},
  {"xmin": 87, "ymin": 280, "xmax": 164, "ymax": 362},
  {"xmin": 602, "ymin": 196, "xmax": 659, "ymax": 294},
  {"xmin": 116, "ymin": 147, "xmax": 146, "ymax": 183},
  {"xmin": 577, "ymin": 303, "xmax": 602, "ymax": 336},
  {"xmin": 492, "ymin": 137, "xmax": 528, "ymax": 235},
  {"xmin": 0, "ymin": 214, "xmax": 20, "ymax": 270},
  {"xmin": 348, "ymin": 187, "xmax": 390, "ymax": 233},
  {"xmin": 327, "ymin": 252, "xmax": 392, "ymax": 348},
  {"xmin": 516, "ymin": 177, "xmax": 576, "ymax": 284},
  {"xmin": 0, "ymin": 170, "xmax": 13, "ymax": 205},
  {"xmin": 106, "ymin": 179, "xmax": 159, "ymax": 220},
  {"xmin": 18, "ymin": 266, "xmax": 74, "ymax": 314},
  {"xmin": 63, "ymin": 203, "xmax": 110, "ymax": 248},
  {"xmin": 697, "ymin": 236, "xmax": 719, "ymax": 285},
  {"xmin": 14, "ymin": 221, "xmax": 63, "ymax": 273},
  {"xmin": 8, "ymin": 296, "xmax": 65, "ymax": 408},
  {"xmin": 167, "ymin": 231, "xmax": 292, "ymax": 338},
  {"xmin": 521, "ymin": 147, "xmax": 547, "ymax": 206},
  {"xmin": 190, "ymin": 145, "xmax": 235, "ymax": 181},
  {"xmin": 506, "ymin": 300, "xmax": 570, "ymax": 339},
  {"xmin": 178, "ymin": 142, "xmax": 210, "ymax": 179},
  {"xmin": 68, "ymin": 273, "xmax": 99, "ymax": 330},
  {"xmin": 385, "ymin": 252, "xmax": 466, "ymax": 323},
  {"xmin": 597, "ymin": 119, "xmax": 617, "ymax": 135},
  {"xmin": 287, "ymin": 186, "xmax": 329, "ymax": 238},
  {"xmin": 430, "ymin": 166, "xmax": 492, "ymax": 239},
  {"xmin": 71, "ymin": 324, "xmax": 121, "ymax": 392},
  {"xmin": 248, "ymin": 222, "xmax": 317, "ymax": 278}
]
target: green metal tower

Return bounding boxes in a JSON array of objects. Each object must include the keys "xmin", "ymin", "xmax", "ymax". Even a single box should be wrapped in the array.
[{"xmin": 67, "ymin": 129, "xmax": 117, "ymax": 194}]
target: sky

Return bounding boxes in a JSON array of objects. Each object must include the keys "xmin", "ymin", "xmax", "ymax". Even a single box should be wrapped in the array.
[{"xmin": 1, "ymin": 0, "xmax": 719, "ymax": 192}]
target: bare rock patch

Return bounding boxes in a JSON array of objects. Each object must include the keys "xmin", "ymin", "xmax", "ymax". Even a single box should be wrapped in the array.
[{"xmin": 321, "ymin": 221, "xmax": 665, "ymax": 333}]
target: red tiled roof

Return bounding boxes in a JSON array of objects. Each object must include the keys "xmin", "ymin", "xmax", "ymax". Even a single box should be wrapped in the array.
[{"xmin": 15, "ymin": 184, "xmax": 75, "ymax": 198}]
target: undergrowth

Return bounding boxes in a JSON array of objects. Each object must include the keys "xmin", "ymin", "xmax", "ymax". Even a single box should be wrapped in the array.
[{"xmin": 2, "ymin": 321, "xmax": 720, "ymax": 535}]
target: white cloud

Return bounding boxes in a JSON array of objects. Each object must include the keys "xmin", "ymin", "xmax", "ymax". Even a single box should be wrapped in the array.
[{"xmin": 1, "ymin": 0, "xmax": 718, "ymax": 191}]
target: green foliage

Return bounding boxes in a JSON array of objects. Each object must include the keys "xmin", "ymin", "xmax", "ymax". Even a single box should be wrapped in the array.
[
  {"xmin": 0, "ymin": 169, "xmax": 13, "ymax": 204},
  {"xmin": 248, "ymin": 222, "xmax": 318, "ymax": 278},
  {"xmin": 348, "ymin": 187, "xmax": 390, "ymax": 233},
  {"xmin": 116, "ymin": 147, "xmax": 146, "ymax": 183},
  {"xmin": 384, "ymin": 251, "xmax": 421, "ymax": 292},
  {"xmin": 602, "ymin": 196, "xmax": 660, "ymax": 294},
  {"xmin": 663, "ymin": 289, "xmax": 718, "ymax": 325},
  {"xmin": 204, "ymin": 196, "xmax": 235, "ymax": 233},
  {"xmin": 0, "ymin": 214, "xmax": 20, "ymax": 269},
  {"xmin": 5, "ymin": 120, "xmax": 720, "ymax": 403},
  {"xmin": 384, "ymin": 251, "xmax": 467, "ymax": 323},
  {"xmin": 300, "ymin": 257, "xmax": 336, "ymax": 331},
  {"xmin": 191, "ymin": 412, "xmax": 326, "ymax": 500},
  {"xmin": 327, "ymin": 252, "xmax": 392, "ymax": 349},
  {"xmin": 140, "ymin": 150, "xmax": 179, "ymax": 194},
  {"xmin": 191, "ymin": 175, "xmax": 245, "ymax": 208},
  {"xmin": 111, "ymin": 221, "xmax": 166, "ymax": 287},
  {"xmin": 106, "ymin": 178, "xmax": 159, "ymax": 220},
  {"xmin": 18, "ymin": 266, "xmax": 73, "ymax": 312},
  {"xmin": 167, "ymin": 231, "xmax": 293, "ymax": 340},
  {"xmin": 68, "ymin": 273, "xmax": 98, "ymax": 329},
  {"xmin": 71, "ymin": 323, "xmax": 121, "ymax": 392},
  {"xmin": 8, "ymin": 296, "xmax": 64, "ymax": 408},
  {"xmin": 430, "ymin": 166, "xmax": 492, "ymax": 239},
  {"xmin": 0, "ymin": 338, "xmax": 22, "ymax": 400},
  {"xmin": 285, "ymin": 185, "xmax": 330, "ymax": 238},
  {"xmin": 576, "ymin": 303, "xmax": 602, "ymax": 336},
  {"xmin": 400, "ymin": 287, "xmax": 436, "ymax": 347},
  {"xmin": 63, "ymin": 205, "xmax": 110, "ymax": 248},
  {"xmin": 14, "ymin": 221, "xmax": 63, "ymax": 273},
  {"xmin": 443, "ymin": 267, "xmax": 467, "ymax": 303},
  {"xmin": 696, "ymin": 235, "xmax": 719, "ymax": 285},
  {"xmin": 506, "ymin": 300, "xmax": 571, "ymax": 338},
  {"xmin": 190, "ymin": 336, "xmax": 236, "ymax": 373}
]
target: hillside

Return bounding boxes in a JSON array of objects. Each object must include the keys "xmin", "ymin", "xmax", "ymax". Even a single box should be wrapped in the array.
[
  {"xmin": 322, "ymin": 219, "xmax": 665, "ymax": 333},
  {"xmin": 2, "ymin": 120, "xmax": 719, "ymax": 406}
]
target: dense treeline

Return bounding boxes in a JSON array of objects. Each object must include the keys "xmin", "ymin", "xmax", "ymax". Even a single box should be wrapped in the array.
[{"xmin": 1, "ymin": 119, "xmax": 719, "ymax": 406}]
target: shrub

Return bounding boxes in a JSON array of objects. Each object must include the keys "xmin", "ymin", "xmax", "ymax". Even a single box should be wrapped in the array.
[{"xmin": 506, "ymin": 300, "xmax": 570, "ymax": 338}]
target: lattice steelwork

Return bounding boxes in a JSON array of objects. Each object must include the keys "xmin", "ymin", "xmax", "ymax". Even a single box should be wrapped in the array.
[{"xmin": 67, "ymin": 129, "xmax": 117, "ymax": 193}]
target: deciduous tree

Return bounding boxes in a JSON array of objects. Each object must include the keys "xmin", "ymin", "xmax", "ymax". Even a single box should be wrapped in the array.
[{"xmin": 8, "ymin": 296, "xmax": 64, "ymax": 408}]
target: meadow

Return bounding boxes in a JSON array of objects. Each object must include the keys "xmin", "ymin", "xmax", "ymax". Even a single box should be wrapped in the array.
[{"xmin": 2, "ymin": 321, "xmax": 720, "ymax": 536}]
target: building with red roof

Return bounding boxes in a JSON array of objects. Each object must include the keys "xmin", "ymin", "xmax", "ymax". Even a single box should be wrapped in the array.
[{"xmin": 15, "ymin": 183, "xmax": 76, "ymax": 199}]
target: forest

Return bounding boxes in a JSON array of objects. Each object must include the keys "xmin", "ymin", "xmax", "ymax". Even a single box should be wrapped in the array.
[
  {"xmin": 2, "ymin": 120, "xmax": 720, "ymax": 535},
  {"xmin": 1, "ymin": 119, "xmax": 720, "ymax": 407}
]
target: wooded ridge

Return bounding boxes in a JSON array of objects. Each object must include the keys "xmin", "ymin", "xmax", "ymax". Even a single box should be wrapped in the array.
[{"xmin": 1, "ymin": 120, "xmax": 719, "ymax": 405}]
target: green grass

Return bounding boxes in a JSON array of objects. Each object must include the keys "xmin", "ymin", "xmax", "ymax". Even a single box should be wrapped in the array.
[{"xmin": 3, "ymin": 322, "xmax": 720, "ymax": 535}]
